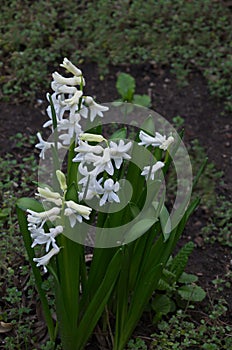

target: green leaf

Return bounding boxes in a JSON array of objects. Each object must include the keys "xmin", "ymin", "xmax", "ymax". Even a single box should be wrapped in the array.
[
  {"xmin": 124, "ymin": 217, "xmax": 158, "ymax": 244},
  {"xmin": 140, "ymin": 115, "xmax": 155, "ymax": 135},
  {"xmin": 0, "ymin": 208, "xmax": 10, "ymax": 220},
  {"xmin": 75, "ymin": 249, "xmax": 122, "ymax": 348},
  {"xmin": 65, "ymin": 182, "xmax": 79, "ymax": 202},
  {"xmin": 193, "ymin": 157, "xmax": 208, "ymax": 189},
  {"xmin": 169, "ymin": 241, "xmax": 195, "ymax": 280},
  {"xmin": 16, "ymin": 197, "xmax": 44, "ymax": 212},
  {"xmin": 178, "ymin": 285, "xmax": 206, "ymax": 302},
  {"xmin": 116, "ymin": 263, "xmax": 163, "ymax": 349},
  {"xmin": 110, "ymin": 127, "xmax": 127, "ymax": 141},
  {"xmin": 152, "ymin": 294, "xmax": 172, "ymax": 315},
  {"xmin": 48, "ymin": 93, "xmax": 57, "ymax": 130},
  {"xmin": 159, "ymin": 205, "xmax": 172, "ymax": 241},
  {"xmin": 129, "ymin": 202, "xmax": 140, "ymax": 218},
  {"xmin": 133, "ymin": 94, "xmax": 151, "ymax": 107},
  {"xmin": 178, "ymin": 272, "xmax": 198, "ymax": 284},
  {"xmin": 116, "ymin": 73, "xmax": 135, "ymax": 101}
]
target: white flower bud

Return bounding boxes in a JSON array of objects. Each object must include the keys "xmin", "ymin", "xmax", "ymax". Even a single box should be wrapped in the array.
[
  {"xmin": 52, "ymin": 72, "xmax": 82, "ymax": 86},
  {"xmin": 60, "ymin": 58, "xmax": 83, "ymax": 77},
  {"xmin": 79, "ymin": 133, "xmax": 106, "ymax": 143},
  {"xmin": 56, "ymin": 170, "xmax": 67, "ymax": 192}
]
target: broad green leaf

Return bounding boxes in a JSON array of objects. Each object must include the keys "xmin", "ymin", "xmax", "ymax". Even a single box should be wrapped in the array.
[
  {"xmin": 159, "ymin": 205, "xmax": 171, "ymax": 241},
  {"xmin": 133, "ymin": 94, "xmax": 151, "ymax": 107},
  {"xmin": 178, "ymin": 272, "xmax": 198, "ymax": 284},
  {"xmin": 80, "ymin": 247, "xmax": 117, "ymax": 310},
  {"xmin": 115, "ymin": 263, "xmax": 163, "ymax": 349},
  {"xmin": 152, "ymin": 294, "xmax": 172, "ymax": 315},
  {"xmin": 178, "ymin": 285, "xmax": 206, "ymax": 302},
  {"xmin": 140, "ymin": 115, "xmax": 155, "ymax": 135},
  {"xmin": 116, "ymin": 73, "xmax": 135, "ymax": 101},
  {"xmin": 16, "ymin": 197, "xmax": 44, "ymax": 212},
  {"xmin": 124, "ymin": 217, "xmax": 158, "ymax": 244},
  {"xmin": 0, "ymin": 208, "xmax": 10, "ymax": 220},
  {"xmin": 128, "ymin": 223, "xmax": 160, "ymax": 291}
]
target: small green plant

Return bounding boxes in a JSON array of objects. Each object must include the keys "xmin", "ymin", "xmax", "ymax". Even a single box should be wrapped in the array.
[
  {"xmin": 202, "ymin": 196, "xmax": 232, "ymax": 247},
  {"xmin": 0, "ymin": 135, "xmax": 39, "ymax": 349},
  {"xmin": 116, "ymin": 72, "xmax": 151, "ymax": 107},
  {"xmin": 151, "ymin": 242, "xmax": 206, "ymax": 323},
  {"xmin": 189, "ymin": 139, "xmax": 223, "ymax": 208},
  {"xmin": 151, "ymin": 300, "xmax": 232, "ymax": 349},
  {"xmin": 127, "ymin": 338, "xmax": 147, "ymax": 349}
]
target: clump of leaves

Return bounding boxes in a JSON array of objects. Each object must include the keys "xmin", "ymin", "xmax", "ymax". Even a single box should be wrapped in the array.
[
  {"xmin": 116, "ymin": 72, "xmax": 151, "ymax": 107},
  {"xmin": 151, "ymin": 242, "xmax": 206, "ymax": 323},
  {"xmin": 202, "ymin": 196, "xmax": 232, "ymax": 247},
  {"xmin": 151, "ymin": 300, "xmax": 232, "ymax": 349}
]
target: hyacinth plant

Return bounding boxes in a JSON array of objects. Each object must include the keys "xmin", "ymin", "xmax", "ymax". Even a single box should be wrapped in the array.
[{"xmin": 16, "ymin": 58, "xmax": 202, "ymax": 350}]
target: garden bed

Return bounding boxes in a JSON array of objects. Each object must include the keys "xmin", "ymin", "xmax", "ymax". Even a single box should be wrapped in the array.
[{"xmin": 0, "ymin": 62, "xmax": 231, "ymax": 349}]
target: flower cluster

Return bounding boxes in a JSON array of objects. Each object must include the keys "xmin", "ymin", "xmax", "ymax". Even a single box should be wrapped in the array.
[
  {"xmin": 27, "ymin": 171, "xmax": 92, "ymax": 272},
  {"xmin": 74, "ymin": 134, "xmax": 132, "ymax": 205},
  {"xmin": 138, "ymin": 130, "xmax": 174, "ymax": 150},
  {"xmin": 36, "ymin": 58, "xmax": 108, "ymax": 157},
  {"xmin": 30, "ymin": 58, "xmax": 175, "ymax": 271}
]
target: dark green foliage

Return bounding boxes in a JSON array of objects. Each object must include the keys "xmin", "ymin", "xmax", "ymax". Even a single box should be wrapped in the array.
[{"xmin": 0, "ymin": 0, "xmax": 231, "ymax": 109}]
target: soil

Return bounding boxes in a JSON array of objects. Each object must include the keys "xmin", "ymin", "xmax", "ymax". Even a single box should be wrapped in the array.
[{"xmin": 0, "ymin": 62, "xmax": 231, "ymax": 348}]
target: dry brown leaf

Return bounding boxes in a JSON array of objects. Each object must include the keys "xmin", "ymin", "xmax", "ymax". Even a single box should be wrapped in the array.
[{"xmin": 0, "ymin": 321, "xmax": 13, "ymax": 333}]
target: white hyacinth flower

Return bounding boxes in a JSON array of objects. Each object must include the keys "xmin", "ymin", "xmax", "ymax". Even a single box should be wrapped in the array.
[
  {"xmin": 56, "ymin": 85, "xmax": 77, "ymax": 95},
  {"xmin": 78, "ymin": 166, "xmax": 103, "ymax": 200},
  {"xmin": 27, "ymin": 207, "xmax": 61, "ymax": 227},
  {"xmin": 60, "ymin": 57, "xmax": 83, "ymax": 77},
  {"xmin": 44, "ymin": 93, "xmax": 67, "ymax": 128},
  {"xmin": 79, "ymin": 179, "xmax": 104, "ymax": 201},
  {"xmin": 33, "ymin": 246, "xmax": 60, "ymax": 273},
  {"xmin": 64, "ymin": 90, "xmax": 83, "ymax": 107},
  {"xmin": 58, "ymin": 112, "xmax": 82, "ymax": 145},
  {"xmin": 74, "ymin": 140, "xmax": 103, "ymax": 155},
  {"xmin": 98, "ymin": 179, "xmax": 120, "ymax": 206},
  {"xmin": 138, "ymin": 130, "xmax": 174, "ymax": 150},
  {"xmin": 35, "ymin": 187, "xmax": 62, "ymax": 206},
  {"xmin": 109, "ymin": 140, "xmax": 132, "ymax": 169},
  {"xmin": 159, "ymin": 136, "xmax": 174, "ymax": 150},
  {"xmin": 84, "ymin": 96, "xmax": 109, "ymax": 122},
  {"xmin": 93, "ymin": 148, "xmax": 114, "ymax": 176},
  {"xmin": 64, "ymin": 200, "xmax": 92, "ymax": 227},
  {"xmin": 30, "ymin": 225, "xmax": 63, "ymax": 252},
  {"xmin": 52, "ymin": 72, "xmax": 83, "ymax": 86},
  {"xmin": 73, "ymin": 140, "xmax": 104, "ymax": 163},
  {"xmin": 141, "ymin": 161, "xmax": 165, "ymax": 180},
  {"xmin": 35, "ymin": 132, "xmax": 63, "ymax": 159}
]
